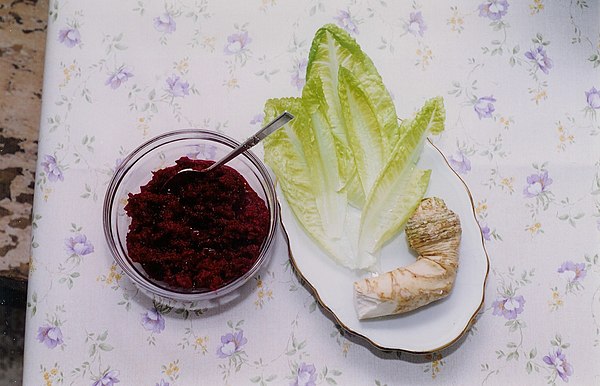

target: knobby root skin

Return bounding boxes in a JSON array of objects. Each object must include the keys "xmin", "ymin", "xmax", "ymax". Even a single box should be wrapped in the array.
[{"xmin": 353, "ymin": 197, "xmax": 461, "ymax": 320}]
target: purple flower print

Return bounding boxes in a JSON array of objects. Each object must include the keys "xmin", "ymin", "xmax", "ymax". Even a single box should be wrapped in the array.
[
  {"xmin": 224, "ymin": 31, "xmax": 252, "ymax": 55},
  {"xmin": 58, "ymin": 27, "xmax": 81, "ymax": 47},
  {"xmin": 474, "ymin": 96, "xmax": 496, "ymax": 119},
  {"xmin": 523, "ymin": 171, "xmax": 553, "ymax": 198},
  {"xmin": 250, "ymin": 113, "xmax": 265, "ymax": 125},
  {"xmin": 585, "ymin": 87, "xmax": 600, "ymax": 109},
  {"xmin": 155, "ymin": 379, "xmax": 169, "ymax": 386},
  {"xmin": 216, "ymin": 330, "xmax": 247, "ymax": 358},
  {"xmin": 334, "ymin": 9, "xmax": 359, "ymax": 35},
  {"xmin": 140, "ymin": 308, "xmax": 165, "ymax": 333},
  {"xmin": 407, "ymin": 11, "xmax": 427, "ymax": 37},
  {"xmin": 525, "ymin": 45, "xmax": 553, "ymax": 75},
  {"xmin": 92, "ymin": 370, "xmax": 120, "ymax": 386},
  {"xmin": 478, "ymin": 0, "xmax": 509, "ymax": 21},
  {"xmin": 166, "ymin": 75, "xmax": 189, "ymax": 98},
  {"xmin": 449, "ymin": 151, "xmax": 471, "ymax": 175},
  {"xmin": 154, "ymin": 13, "xmax": 176, "ymax": 34},
  {"xmin": 64, "ymin": 234, "xmax": 94, "ymax": 257},
  {"xmin": 36, "ymin": 324, "xmax": 63, "ymax": 349},
  {"xmin": 492, "ymin": 294, "xmax": 525, "ymax": 320},
  {"xmin": 291, "ymin": 58, "xmax": 308, "ymax": 91},
  {"xmin": 41, "ymin": 154, "xmax": 64, "ymax": 182},
  {"xmin": 558, "ymin": 261, "xmax": 587, "ymax": 282},
  {"xmin": 291, "ymin": 363, "xmax": 317, "ymax": 386},
  {"xmin": 479, "ymin": 223, "xmax": 491, "ymax": 241},
  {"xmin": 543, "ymin": 349, "xmax": 573, "ymax": 382},
  {"xmin": 105, "ymin": 67, "xmax": 133, "ymax": 89},
  {"xmin": 187, "ymin": 144, "xmax": 217, "ymax": 161}
]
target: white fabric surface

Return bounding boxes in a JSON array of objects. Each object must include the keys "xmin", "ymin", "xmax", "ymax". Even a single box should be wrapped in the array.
[{"xmin": 24, "ymin": 1, "xmax": 600, "ymax": 385}]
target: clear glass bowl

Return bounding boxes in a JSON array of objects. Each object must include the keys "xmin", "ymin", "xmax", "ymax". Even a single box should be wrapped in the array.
[{"xmin": 103, "ymin": 129, "xmax": 279, "ymax": 309}]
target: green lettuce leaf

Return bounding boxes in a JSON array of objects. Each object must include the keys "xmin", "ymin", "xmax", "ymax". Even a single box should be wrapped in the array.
[
  {"xmin": 263, "ymin": 98, "xmax": 353, "ymax": 266},
  {"xmin": 358, "ymin": 97, "xmax": 445, "ymax": 261},
  {"xmin": 338, "ymin": 66, "xmax": 387, "ymax": 201},
  {"xmin": 263, "ymin": 25, "xmax": 446, "ymax": 271},
  {"xmin": 305, "ymin": 24, "xmax": 399, "ymax": 207},
  {"xmin": 301, "ymin": 76, "xmax": 348, "ymax": 238},
  {"xmin": 306, "ymin": 24, "xmax": 398, "ymax": 149}
]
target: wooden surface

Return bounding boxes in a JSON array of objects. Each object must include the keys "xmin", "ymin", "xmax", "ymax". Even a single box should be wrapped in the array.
[
  {"xmin": 0, "ymin": 2, "xmax": 46, "ymax": 381},
  {"xmin": 0, "ymin": 0, "xmax": 47, "ymax": 287}
]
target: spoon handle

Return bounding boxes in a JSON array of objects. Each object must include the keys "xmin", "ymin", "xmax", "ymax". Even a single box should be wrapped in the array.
[{"xmin": 202, "ymin": 111, "xmax": 294, "ymax": 172}]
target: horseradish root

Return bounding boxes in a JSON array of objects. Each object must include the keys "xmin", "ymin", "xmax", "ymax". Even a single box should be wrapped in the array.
[{"xmin": 353, "ymin": 197, "xmax": 461, "ymax": 320}]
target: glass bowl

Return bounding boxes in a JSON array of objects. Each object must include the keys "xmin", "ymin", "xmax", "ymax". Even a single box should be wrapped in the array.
[{"xmin": 103, "ymin": 129, "xmax": 279, "ymax": 309}]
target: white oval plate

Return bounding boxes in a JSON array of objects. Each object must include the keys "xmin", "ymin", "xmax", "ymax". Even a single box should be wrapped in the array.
[{"xmin": 280, "ymin": 140, "xmax": 490, "ymax": 353}]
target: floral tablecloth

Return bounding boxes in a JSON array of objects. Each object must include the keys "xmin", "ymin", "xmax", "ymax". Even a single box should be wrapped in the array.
[{"xmin": 24, "ymin": 0, "xmax": 600, "ymax": 385}]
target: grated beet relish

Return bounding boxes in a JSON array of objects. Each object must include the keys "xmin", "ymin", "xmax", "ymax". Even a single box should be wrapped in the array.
[{"xmin": 124, "ymin": 156, "xmax": 270, "ymax": 291}]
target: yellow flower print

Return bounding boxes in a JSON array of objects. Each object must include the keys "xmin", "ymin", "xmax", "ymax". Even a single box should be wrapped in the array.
[
  {"xmin": 475, "ymin": 201, "xmax": 488, "ymax": 216},
  {"xmin": 42, "ymin": 186, "xmax": 54, "ymax": 202},
  {"xmin": 97, "ymin": 263, "xmax": 123, "ymax": 286},
  {"xmin": 415, "ymin": 43, "xmax": 433, "ymax": 71},
  {"xmin": 529, "ymin": 87, "xmax": 548, "ymax": 105},
  {"xmin": 62, "ymin": 68, "xmax": 70, "ymax": 83},
  {"xmin": 254, "ymin": 274, "xmax": 274, "ymax": 309},
  {"xmin": 500, "ymin": 176, "xmax": 515, "ymax": 193},
  {"xmin": 194, "ymin": 336, "xmax": 209, "ymax": 354},
  {"xmin": 40, "ymin": 365, "xmax": 62, "ymax": 385},
  {"xmin": 474, "ymin": 199, "xmax": 502, "ymax": 241},
  {"xmin": 485, "ymin": 168, "xmax": 515, "ymax": 194},
  {"xmin": 424, "ymin": 352, "xmax": 444, "ymax": 379},
  {"xmin": 224, "ymin": 77, "xmax": 240, "ymax": 90},
  {"xmin": 174, "ymin": 57, "xmax": 190, "ymax": 75},
  {"xmin": 499, "ymin": 116, "xmax": 514, "ymax": 130},
  {"xmin": 549, "ymin": 287, "xmax": 563, "ymax": 311},
  {"xmin": 137, "ymin": 117, "xmax": 150, "ymax": 137},
  {"xmin": 525, "ymin": 221, "xmax": 543, "ymax": 235},
  {"xmin": 556, "ymin": 121, "xmax": 574, "ymax": 151},
  {"xmin": 530, "ymin": 0, "xmax": 544, "ymax": 15},
  {"xmin": 202, "ymin": 36, "xmax": 216, "ymax": 52},
  {"xmin": 179, "ymin": 325, "xmax": 210, "ymax": 354},
  {"xmin": 59, "ymin": 61, "xmax": 80, "ymax": 88},
  {"xmin": 341, "ymin": 341, "xmax": 351, "ymax": 356},
  {"xmin": 162, "ymin": 360, "xmax": 181, "ymax": 381},
  {"xmin": 260, "ymin": 0, "xmax": 277, "ymax": 11},
  {"xmin": 447, "ymin": 6, "xmax": 465, "ymax": 34}
]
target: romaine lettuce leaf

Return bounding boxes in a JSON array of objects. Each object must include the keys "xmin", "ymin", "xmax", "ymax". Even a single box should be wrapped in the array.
[
  {"xmin": 263, "ymin": 25, "xmax": 445, "ymax": 272},
  {"xmin": 305, "ymin": 24, "xmax": 399, "ymax": 208},
  {"xmin": 263, "ymin": 98, "xmax": 354, "ymax": 266},
  {"xmin": 359, "ymin": 97, "xmax": 445, "ymax": 260},
  {"xmin": 338, "ymin": 66, "xmax": 387, "ymax": 200},
  {"xmin": 306, "ymin": 24, "xmax": 398, "ymax": 149},
  {"xmin": 302, "ymin": 76, "xmax": 348, "ymax": 238}
]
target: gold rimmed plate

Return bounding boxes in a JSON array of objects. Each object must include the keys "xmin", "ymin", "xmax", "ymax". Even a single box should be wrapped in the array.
[{"xmin": 279, "ymin": 139, "xmax": 490, "ymax": 353}]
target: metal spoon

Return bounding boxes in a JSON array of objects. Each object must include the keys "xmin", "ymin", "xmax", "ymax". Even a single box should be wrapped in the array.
[{"xmin": 162, "ymin": 111, "xmax": 294, "ymax": 193}]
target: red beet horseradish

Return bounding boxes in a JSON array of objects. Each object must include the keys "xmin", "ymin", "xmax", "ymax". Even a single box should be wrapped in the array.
[{"xmin": 124, "ymin": 156, "xmax": 270, "ymax": 291}]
